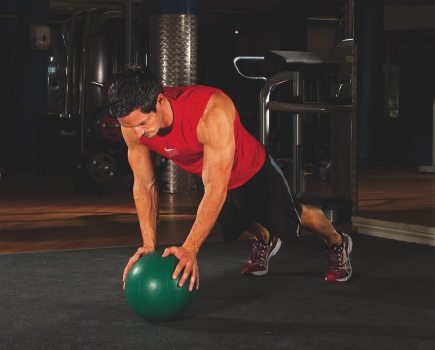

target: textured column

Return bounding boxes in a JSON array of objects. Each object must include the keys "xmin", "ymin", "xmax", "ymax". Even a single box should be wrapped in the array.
[{"xmin": 149, "ymin": 0, "xmax": 198, "ymax": 193}]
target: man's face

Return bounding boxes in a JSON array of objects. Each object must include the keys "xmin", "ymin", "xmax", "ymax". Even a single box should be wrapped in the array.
[{"xmin": 118, "ymin": 108, "xmax": 161, "ymax": 138}]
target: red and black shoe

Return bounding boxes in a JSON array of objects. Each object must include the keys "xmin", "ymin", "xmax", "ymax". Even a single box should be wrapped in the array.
[
  {"xmin": 325, "ymin": 232, "xmax": 353, "ymax": 282},
  {"xmin": 241, "ymin": 235, "xmax": 282, "ymax": 276}
]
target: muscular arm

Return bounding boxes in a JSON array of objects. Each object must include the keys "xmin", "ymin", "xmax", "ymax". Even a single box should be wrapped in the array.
[
  {"xmin": 164, "ymin": 93, "xmax": 236, "ymax": 290},
  {"xmin": 121, "ymin": 126, "xmax": 158, "ymax": 283},
  {"xmin": 183, "ymin": 94, "xmax": 235, "ymax": 253}
]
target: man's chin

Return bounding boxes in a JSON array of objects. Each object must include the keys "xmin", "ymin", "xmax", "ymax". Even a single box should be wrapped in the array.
[{"xmin": 143, "ymin": 131, "xmax": 158, "ymax": 138}]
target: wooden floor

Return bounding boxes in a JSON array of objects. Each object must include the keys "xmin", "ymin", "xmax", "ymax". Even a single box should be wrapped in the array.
[
  {"xmin": 357, "ymin": 166, "xmax": 435, "ymax": 227},
  {"xmin": 1, "ymin": 166, "xmax": 434, "ymax": 254},
  {"xmin": 0, "ymin": 175, "xmax": 205, "ymax": 254}
]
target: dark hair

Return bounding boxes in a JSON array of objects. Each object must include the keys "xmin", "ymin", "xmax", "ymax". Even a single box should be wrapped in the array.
[{"xmin": 108, "ymin": 67, "xmax": 163, "ymax": 118}]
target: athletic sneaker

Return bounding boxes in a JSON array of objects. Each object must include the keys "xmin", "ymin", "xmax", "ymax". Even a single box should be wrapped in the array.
[
  {"xmin": 324, "ymin": 232, "xmax": 353, "ymax": 282},
  {"xmin": 241, "ymin": 235, "xmax": 282, "ymax": 276}
]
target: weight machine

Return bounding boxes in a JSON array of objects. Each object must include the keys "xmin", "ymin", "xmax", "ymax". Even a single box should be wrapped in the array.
[{"xmin": 234, "ymin": 48, "xmax": 355, "ymax": 222}]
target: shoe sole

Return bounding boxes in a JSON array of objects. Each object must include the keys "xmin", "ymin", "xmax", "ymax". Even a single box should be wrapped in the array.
[
  {"xmin": 334, "ymin": 234, "xmax": 353, "ymax": 282},
  {"xmin": 250, "ymin": 238, "xmax": 282, "ymax": 276}
]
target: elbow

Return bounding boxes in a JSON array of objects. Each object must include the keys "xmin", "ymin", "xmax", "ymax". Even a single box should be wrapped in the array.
[{"xmin": 203, "ymin": 181, "xmax": 229, "ymax": 203}]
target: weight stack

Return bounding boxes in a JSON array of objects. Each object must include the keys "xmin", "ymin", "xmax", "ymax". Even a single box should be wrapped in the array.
[{"xmin": 149, "ymin": 0, "xmax": 198, "ymax": 194}]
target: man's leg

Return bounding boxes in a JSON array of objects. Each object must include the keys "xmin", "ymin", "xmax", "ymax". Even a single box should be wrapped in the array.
[
  {"xmin": 300, "ymin": 204, "xmax": 353, "ymax": 282},
  {"xmin": 299, "ymin": 204, "xmax": 341, "ymax": 246},
  {"xmin": 241, "ymin": 223, "xmax": 282, "ymax": 276},
  {"xmin": 241, "ymin": 222, "xmax": 270, "ymax": 243},
  {"xmin": 240, "ymin": 155, "xmax": 299, "ymax": 276}
]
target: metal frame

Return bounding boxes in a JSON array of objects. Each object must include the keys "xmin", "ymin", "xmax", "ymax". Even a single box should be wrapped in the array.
[
  {"xmin": 259, "ymin": 71, "xmax": 351, "ymax": 196},
  {"xmin": 234, "ymin": 53, "xmax": 352, "ymax": 199},
  {"xmin": 232, "ymin": 56, "xmax": 266, "ymax": 81}
]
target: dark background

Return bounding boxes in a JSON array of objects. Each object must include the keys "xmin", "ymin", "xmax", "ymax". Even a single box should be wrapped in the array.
[{"xmin": 0, "ymin": 0, "xmax": 434, "ymax": 175}]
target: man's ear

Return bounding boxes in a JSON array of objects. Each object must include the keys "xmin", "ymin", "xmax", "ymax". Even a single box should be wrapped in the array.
[{"xmin": 156, "ymin": 93, "xmax": 165, "ymax": 107}]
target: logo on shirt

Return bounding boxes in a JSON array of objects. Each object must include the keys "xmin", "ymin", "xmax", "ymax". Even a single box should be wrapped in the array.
[{"xmin": 163, "ymin": 147, "xmax": 180, "ymax": 158}]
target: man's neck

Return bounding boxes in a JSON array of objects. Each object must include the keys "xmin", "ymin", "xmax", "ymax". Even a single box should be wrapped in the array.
[{"xmin": 161, "ymin": 97, "xmax": 174, "ymax": 129}]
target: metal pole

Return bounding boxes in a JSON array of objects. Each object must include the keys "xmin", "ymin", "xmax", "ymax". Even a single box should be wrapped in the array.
[
  {"xmin": 292, "ymin": 71, "xmax": 304, "ymax": 196},
  {"xmin": 60, "ymin": 13, "xmax": 81, "ymax": 119},
  {"xmin": 125, "ymin": 0, "xmax": 133, "ymax": 66},
  {"xmin": 258, "ymin": 71, "xmax": 294, "ymax": 145},
  {"xmin": 78, "ymin": 9, "xmax": 96, "ymax": 153},
  {"xmin": 259, "ymin": 89, "xmax": 271, "ymax": 145}
]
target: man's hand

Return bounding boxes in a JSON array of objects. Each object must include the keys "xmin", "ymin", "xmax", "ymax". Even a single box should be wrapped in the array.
[
  {"xmin": 122, "ymin": 245, "xmax": 154, "ymax": 289},
  {"xmin": 162, "ymin": 246, "xmax": 199, "ymax": 292}
]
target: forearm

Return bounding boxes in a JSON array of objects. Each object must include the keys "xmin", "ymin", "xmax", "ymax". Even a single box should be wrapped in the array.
[
  {"xmin": 133, "ymin": 180, "xmax": 159, "ymax": 249},
  {"xmin": 182, "ymin": 186, "xmax": 227, "ymax": 254},
  {"xmin": 182, "ymin": 92, "xmax": 235, "ymax": 256}
]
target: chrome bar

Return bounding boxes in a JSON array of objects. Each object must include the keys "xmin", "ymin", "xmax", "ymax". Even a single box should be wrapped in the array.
[
  {"xmin": 60, "ymin": 13, "xmax": 78, "ymax": 119},
  {"xmin": 267, "ymin": 101, "xmax": 352, "ymax": 114},
  {"xmin": 233, "ymin": 56, "xmax": 267, "ymax": 81},
  {"xmin": 259, "ymin": 71, "xmax": 294, "ymax": 144},
  {"xmin": 90, "ymin": 81, "xmax": 104, "ymax": 88},
  {"xmin": 292, "ymin": 72, "xmax": 304, "ymax": 195}
]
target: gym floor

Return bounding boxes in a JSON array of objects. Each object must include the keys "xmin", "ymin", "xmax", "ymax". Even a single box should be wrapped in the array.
[
  {"xmin": 1, "ymin": 166, "xmax": 434, "ymax": 254},
  {"xmin": 1, "ymin": 172, "xmax": 435, "ymax": 349}
]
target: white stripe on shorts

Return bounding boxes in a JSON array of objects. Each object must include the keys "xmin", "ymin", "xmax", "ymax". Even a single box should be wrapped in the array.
[{"xmin": 268, "ymin": 155, "xmax": 302, "ymax": 235}]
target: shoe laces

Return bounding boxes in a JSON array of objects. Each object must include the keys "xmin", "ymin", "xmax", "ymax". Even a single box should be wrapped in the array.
[
  {"xmin": 327, "ymin": 243, "xmax": 345, "ymax": 269},
  {"xmin": 249, "ymin": 240, "xmax": 269, "ymax": 263}
]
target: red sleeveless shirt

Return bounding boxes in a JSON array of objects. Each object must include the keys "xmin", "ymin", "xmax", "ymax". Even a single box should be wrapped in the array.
[{"xmin": 139, "ymin": 85, "xmax": 265, "ymax": 190}]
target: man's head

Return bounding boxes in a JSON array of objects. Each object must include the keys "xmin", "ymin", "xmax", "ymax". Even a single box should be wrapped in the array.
[{"xmin": 108, "ymin": 67, "xmax": 163, "ymax": 119}]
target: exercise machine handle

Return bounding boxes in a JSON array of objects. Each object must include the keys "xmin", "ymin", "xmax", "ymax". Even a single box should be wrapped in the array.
[{"xmin": 233, "ymin": 56, "xmax": 267, "ymax": 81}]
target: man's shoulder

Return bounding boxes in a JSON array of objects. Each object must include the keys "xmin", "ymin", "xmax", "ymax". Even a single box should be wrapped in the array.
[{"xmin": 163, "ymin": 85, "xmax": 223, "ymax": 99}]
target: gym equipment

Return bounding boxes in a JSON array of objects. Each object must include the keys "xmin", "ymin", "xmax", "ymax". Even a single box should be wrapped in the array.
[
  {"xmin": 95, "ymin": 111, "xmax": 123, "ymax": 143},
  {"xmin": 260, "ymin": 51, "xmax": 351, "ymax": 196},
  {"xmin": 54, "ymin": 6, "xmax": 146, "ymax": 179},
  {"xmin": 74, "ymin": 151, "xmax": 131, "ymax": 195},
  {"xmin": 125, "ymin": 252, "xmax": 196, "ymax": 321},
  {"xmin": 234, "ymin": 49, "xmax": 354, "ymax": 222},
  {"xmin": 86, "ymin": 153, "xmax": 117, "ymax": 185}
]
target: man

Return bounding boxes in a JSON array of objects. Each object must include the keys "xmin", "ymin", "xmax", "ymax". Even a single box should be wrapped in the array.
[{"xmin": 108, "ymin": 67, "xmax": 353, "ymax": 292}]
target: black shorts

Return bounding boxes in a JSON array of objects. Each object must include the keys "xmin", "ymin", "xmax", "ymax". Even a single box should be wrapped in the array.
[{"xmin": 216, "ymin": 153, "xmax": 302, "ymax": 244}]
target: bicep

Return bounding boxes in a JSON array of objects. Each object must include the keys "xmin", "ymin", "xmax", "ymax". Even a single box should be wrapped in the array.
[{"xmin": 200, "ymin": 105, "xmax": 235, "ymax": 190}]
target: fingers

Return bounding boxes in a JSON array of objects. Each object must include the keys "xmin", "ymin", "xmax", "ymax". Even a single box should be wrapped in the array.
[
  {"xmin": 122, "ymin": 259, "xmax": 136, "ymax": 288},
  {"xmin": 161, "ymin": 246, "xmax": 173, "ymax": 258},
  {"xmin": 125, "ymin": 246, "xmax": 199, "ymax": 291},
  {"xmin": 122, "ymin": 246, "xmax": 153, "ymax": 289},
  {"xmin": 177, "ymin": 259, "xmax": 194, "ymax": 291},
  {"xmin": 162, "ymin": 246, "xmax": 199, "ymax": 292},
  {"xmin": 188, "ymin": 264, "xmax": 199, "ymax": 291}
]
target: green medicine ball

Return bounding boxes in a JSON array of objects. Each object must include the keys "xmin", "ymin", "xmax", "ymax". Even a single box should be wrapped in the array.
[{"xmin": 125, "ymin": 251, "xmax": 196, "ymax": 321}]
